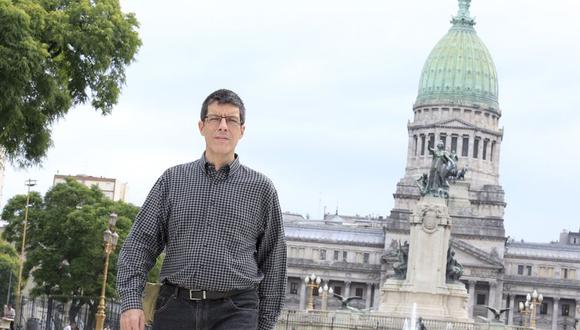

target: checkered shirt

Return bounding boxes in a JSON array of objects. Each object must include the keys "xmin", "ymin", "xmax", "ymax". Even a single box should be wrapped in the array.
[{"xmin": 117, "ymin": 154, "xmax": 287, "ymax": 330}]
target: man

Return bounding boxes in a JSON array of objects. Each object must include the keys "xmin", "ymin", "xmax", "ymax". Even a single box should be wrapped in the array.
[
  {"xmin": 63, "ymin": 321, "xmax": 77, "ymax": 330},
  {"xmin": 5, "ymin": 304, "xmax": 15, "ymax": 330},
  {"xmin": 118, "ymin": 89, "xmax": 287, "ymax": 330}
]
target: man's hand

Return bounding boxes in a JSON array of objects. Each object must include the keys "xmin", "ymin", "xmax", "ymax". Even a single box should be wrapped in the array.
[{"xmin": 120, "ymin": 309, "xmax": 145, "ymax": 330}]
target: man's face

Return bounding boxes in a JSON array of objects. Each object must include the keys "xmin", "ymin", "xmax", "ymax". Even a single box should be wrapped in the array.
[{"xmin": 198, "ymin": 102, "xmax": 245, "ymax": 160}]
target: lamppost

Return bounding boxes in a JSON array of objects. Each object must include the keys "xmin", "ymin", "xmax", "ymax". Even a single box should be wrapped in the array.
[
  {"xmin": 304, "ymin": 273, "xmax": 321, "ymax": 311},
  {"xmin": 528, "ymin": 290, "xmax": 543, "ymax": 329},
  {"xmin": 318, "ymin": 283, "xmax": 333, "ymax": 311},
  {"xmin": 95, "ymin": 213, "xmax": 119, "ymax": 330},
  {"xmin": 519, "ymin": 290, "xmax": 543, "ymax": 329},
  {"xmin": 518, "ymin": 300, "xmax": 531, "ymax": 326},
  {"xmin": 15, "ymin": 178, "xmax": 36, "ymax": 325}
]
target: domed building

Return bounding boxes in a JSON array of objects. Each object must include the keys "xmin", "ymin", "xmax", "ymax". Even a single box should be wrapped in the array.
[
  {"xmin": 282, "ymin": 1, "xmax": 580, "ymax": 329},
  {"xmin": 386, "ymin": 0, "xmax": 508, "ymax": 319}
]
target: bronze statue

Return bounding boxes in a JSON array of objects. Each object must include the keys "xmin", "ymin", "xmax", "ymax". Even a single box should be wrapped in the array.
[
  {"xmin": 393, "ymin": 240, "xmax": 410, "ymax": 279},
  {"xmin": 416, "ymin": 140, "xmax": 467, "ymax": 198},
  {"xmin": 446, "ymin": 246, "xmax": 464, "ymax": 282}
]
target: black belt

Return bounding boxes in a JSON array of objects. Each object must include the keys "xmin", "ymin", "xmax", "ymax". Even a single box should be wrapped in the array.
[{"xmin": 163, "ymin": 283, "xmax": 254, "ymax": 301}]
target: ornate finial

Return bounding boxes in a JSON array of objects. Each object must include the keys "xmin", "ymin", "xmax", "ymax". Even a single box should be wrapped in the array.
[
  {"xmin": 457, "ymin": 0, "xmax": 471, "ymax": 18},
  {"xmin": 451, "ymin": 0, "xmax": 475, "ymax": 27}
]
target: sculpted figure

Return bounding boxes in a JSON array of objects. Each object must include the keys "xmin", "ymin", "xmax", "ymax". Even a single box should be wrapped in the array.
[
  {"xmin": 393, "ymin": 241, "xmax": 410, "ymax": 279},
  {"xmin": 446, "ymin": 246, "xmax": 464, "ymax": 282}
]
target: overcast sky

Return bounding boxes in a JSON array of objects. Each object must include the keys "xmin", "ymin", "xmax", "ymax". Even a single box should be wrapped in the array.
[{"xmin": 2, "ymin": 0, "xmax": 579, "ymax": 243}]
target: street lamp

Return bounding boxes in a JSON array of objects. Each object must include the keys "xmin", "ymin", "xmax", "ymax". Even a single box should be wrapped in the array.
[
  {"xmin": 318, "ymin": 283, "xmax": 333, "ymax": 311},
  {"xmin": 95, "ymin": 213, "xmax": 119, "ymax": 330},
  {"xmin": 15, "ymin": 178, "xmax": 36, "ymax": 325},
  {"xmin": 518, "ymin": 300, "xmax": 531, "ymax": 326},
  {"xmin": 518, "ymin": 290, "xmax": 543, "ymax": 329},
  {"xmin": 304, "ymin": 273, "xmax": 321, "ymax": 311}
]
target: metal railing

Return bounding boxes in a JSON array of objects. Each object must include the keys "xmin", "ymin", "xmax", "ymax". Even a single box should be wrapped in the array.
[
  {"xmin": 275, "ymin": 310, "xmax": 533, "ymax": 330},
  {"xmin": 13, "ymin": 295, "xmax": 121, "ymax": 330}
]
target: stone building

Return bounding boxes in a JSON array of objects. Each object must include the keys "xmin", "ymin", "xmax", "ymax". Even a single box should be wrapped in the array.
[
  {"xmin": 53, "ymin": 174, "xmax": 128, "ymax": 201},
  {"xmin": 281, "ymin": 1, "xmax": 580, "ymax": 329}
]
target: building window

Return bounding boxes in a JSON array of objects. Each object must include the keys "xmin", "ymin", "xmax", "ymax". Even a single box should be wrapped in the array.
[
  {"xmin": 462, "ymin": 136, "xmax": 469, "ymax": 157},
  {"xmin": 483, "ymin": 139, "xmax": 489, "ymax": 160},
  {"xmin": 540, "ymin": 303, "xmax": 548, "ymax": 315},
  {"xmin": 440, "ymin": 133, "xmax": 447, "ymax": 149},
  {"xmin": 414, "ymin": 136, "xmax": 418, "ymax": 156},
  {"xmin": 421, "ymin": 135, "xmax": 426, "ymax": 155},
  {"xmin": 320, "ymin": 250, "xmax": 326, "ymax": 261},
  {"xmin": 290, "ymin": 282, "xmax": 298, "ymax": 294},
  {"xmin": 562, "ymin": 304, "xmax": 570, "ymax": 316},
  {"xmin": 473, "ymin": 137, "xmax": 480, "ymax": 158},
  {"xmin": 428, "ymin": 134, "xmax": 435, "ymax": 150},
  {"xmin": 363, "ymin": 253, "xmax": 370, "ymax": 264},
  {"xmin": 451, "ymin": 135, "xmax": 458, "ymax": 154},
  {"xmin": 517, "ymin": 265, "xmax": 524, "ymax": 275},
  {"xmin": 313, "ymin": 288, "xmax": 319, "ymax": 296},
  {"xmin": 355, "ymin": 288, "xmax": 363, "ymax": 298},
  {"xmin": 476, "ymin": 294, "xmax": 486, "ymax": 305},
  {"xmin": 334, "ymin": 250, "xmax": 339, "ymax": 261},
  {"xmin": 343, "ymin": 251, "xmax": 348, "ymax": 262},
  {"xmin": 563, "ymin": 268, "xmax": 569, "ymax": 279},
  {"xmin": 334, "ymin": 286, "xmax": 342, "ymax": 296},
  {"xmin": 526, "ymin": 265, "xmax": 532, "ymax": 276}
]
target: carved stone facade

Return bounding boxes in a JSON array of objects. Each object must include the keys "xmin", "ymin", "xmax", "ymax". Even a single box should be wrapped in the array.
[
  {"xmin": 281, "ymin": 2, "xmax": 579, "ymax": 329},
  {"xmin": 283, "ymin": 214, "xmax": 580, "ymax": 330}
]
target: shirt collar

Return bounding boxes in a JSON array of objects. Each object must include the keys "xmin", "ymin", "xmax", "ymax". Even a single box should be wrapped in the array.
[{"xmin": 200, "ymin": 152, "xmax": 241, "ymax": 178}]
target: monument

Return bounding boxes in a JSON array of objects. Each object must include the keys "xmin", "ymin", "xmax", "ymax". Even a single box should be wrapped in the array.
[{"xmin": 379, "ymin": 141, "xmax": 471, "ymax": 321}]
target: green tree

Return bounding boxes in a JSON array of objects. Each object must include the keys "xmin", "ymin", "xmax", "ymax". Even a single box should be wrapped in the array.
[
  {"xmin": 0, "ymin": 0, "xmax": 141, "ymax": 166},
  {"xmin": 0, "ymin": 239, "xmax": 18, "ymax": 306},
  {"xmin": 1, "ymin": 179, "xmax": 140, "ymax": 326}
]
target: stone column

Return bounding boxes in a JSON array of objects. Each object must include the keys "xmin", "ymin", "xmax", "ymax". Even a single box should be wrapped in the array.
[
  {"xmin": 374, "ymin": 283, "xmax": 381, "ymax": 310},
  {"xmin": 508, "ymin": 295, "xmax": 515, "ymax": 325},
  {"xmin": 488, "ymin": 281, "xmax": 497, "ymax": 319},
  {"xmin": 366, "ymin": 283, "xmax": 373, "ymax": 309},
  {"xmin": 299, "ymin": 280, "xmax": 307, "ymax": 310},
  {"xmin": 344, "ymin": 281, "xmax": 351, "ymax": 298},
  {"xmin": 468, "ymin": 280, "xmax": 476, "ymax": 318},
  {"xmin": 553, "ymin": 297, "xmax": 560, "ymax": 330}
]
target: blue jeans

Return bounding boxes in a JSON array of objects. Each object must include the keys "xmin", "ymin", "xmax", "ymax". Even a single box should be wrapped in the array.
[{"xmin": 152, "ymin": 286, "xmax": 258, "ymax": 330}]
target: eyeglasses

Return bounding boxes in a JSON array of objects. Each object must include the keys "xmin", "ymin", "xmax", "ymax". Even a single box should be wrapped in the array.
[{"xmin": 204, "ymin": 115, "xmax": 242, "ymax": 127}]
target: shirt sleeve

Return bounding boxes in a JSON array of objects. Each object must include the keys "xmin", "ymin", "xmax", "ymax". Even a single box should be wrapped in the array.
[
  {"xmin": 117, "ymin": 174, "xmax": 169, "ymax": 312},
  {"xmin": 256, "ymin": 184, "xmax": 287, "ymax": 330}
]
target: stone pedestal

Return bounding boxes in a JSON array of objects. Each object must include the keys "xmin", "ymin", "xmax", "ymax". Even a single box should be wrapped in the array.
[{"xmin": 380, "ymin": 196, "xmax": 471, "ymax": 322}]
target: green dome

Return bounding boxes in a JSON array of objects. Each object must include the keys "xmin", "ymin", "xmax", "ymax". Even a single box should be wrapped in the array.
[{"xmin": 415, "ymin": 0, "xmax": 499, "ymax": 110}]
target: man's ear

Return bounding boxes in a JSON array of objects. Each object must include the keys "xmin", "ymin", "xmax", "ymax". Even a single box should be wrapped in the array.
[
  {"xmin": 240, "ymin": 125, "xmax": 245, "ymax": 138},
  {"xmin": 198, "ymin": 120, "xmax": 204, "ymax": 134}
]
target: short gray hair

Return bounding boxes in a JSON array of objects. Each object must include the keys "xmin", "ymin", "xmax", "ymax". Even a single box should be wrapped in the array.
[{"xmin": 200, "ymin": 89, "xmax": 246, "ymax": 124}]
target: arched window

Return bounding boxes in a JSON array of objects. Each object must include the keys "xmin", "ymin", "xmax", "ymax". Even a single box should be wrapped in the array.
[
  {"xmin": 462, "ymin": 136, "xmax": 469, "ymax": 157},
  {"xmin": 451, "ymin": 135, "xmax": 458, "ymax": 154},
  {"xmin": 473, "ymin": 137, "xmax": 480, "ymax": 159},
  {"xmin": 483, "ymin": 139, "xmax": 489, "ymax": 160}
]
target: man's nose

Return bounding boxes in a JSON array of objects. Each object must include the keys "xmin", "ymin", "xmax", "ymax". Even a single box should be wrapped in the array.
[{"xmin": 218, "ymin": 117, "xmax": 229, "ymax": 130}]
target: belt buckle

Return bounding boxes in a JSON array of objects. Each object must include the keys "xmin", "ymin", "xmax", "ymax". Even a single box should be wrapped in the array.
[{"xmin": 189, "ymin": 290, "xmax": 206, "ymax": 301}]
